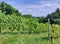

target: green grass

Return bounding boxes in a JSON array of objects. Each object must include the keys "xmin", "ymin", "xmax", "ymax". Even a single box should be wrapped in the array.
[{"xmin": 0, "ymin": 33, "xmax": 60, "ymax": 44}]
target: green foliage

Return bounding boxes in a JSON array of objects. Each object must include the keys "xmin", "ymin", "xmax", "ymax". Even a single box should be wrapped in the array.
[
  {"xmin": 0, "ymin": 2, "xmax": 60, "ymax": 39},
  {"xmin": 44, "ymin": 8, "xmax": 60, "ymax": 24},
  {"xmin": 22, "ymin": 14, "xmax": 32, "ymax": 18},
  {"xmin": 51, "ymin": 24, "xmax": 60, "ymax": 37},
  {"xmin": 0, "ymin": 2, "xmax": 21, "ymax": 16},
  {"xmin": 0, "ymin": 2, "xmax": 60, "ymax": 44},
  {"xmin": 0, "ymin": 34, "xmax": 50, "ymax": 44},
  {"xmin": 0, "ymin": 11, "xmax": 49, "ymax": 33},
  {"xmin": 37, "ymin": 17, "xmax": 45, "ymax": 23},
  {"xmin": 0, "ymin": 11, "xmax": 60, "ymax": 36}
]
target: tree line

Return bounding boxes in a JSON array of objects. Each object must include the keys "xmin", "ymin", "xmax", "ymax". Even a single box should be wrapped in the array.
[{"xmin": 0, "ymin": 2, "xmax": 60, "ymax": 25}]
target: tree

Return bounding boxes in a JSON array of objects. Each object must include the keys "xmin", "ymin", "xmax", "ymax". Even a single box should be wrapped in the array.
[
  {"xmin": 44, "ymin": 8, "xmax": 60, "ymax": 24},
  {"xmin": 0, "ymin": 2, "xmax": 21, "ymax": 16},
  {"xmin": 22, "ymin": 14, "xmax": 32, "ymax": 18},
  {"xmin": 15, "ymin": 10, "xmax": 21, "ymax": 16},
  {"xmin": 37, "ymin": 17, "xmax": 45, "ymax": 23},
  {"xmin": 0, "ymin": 2, "xmax": 5, "ymax": 13}
]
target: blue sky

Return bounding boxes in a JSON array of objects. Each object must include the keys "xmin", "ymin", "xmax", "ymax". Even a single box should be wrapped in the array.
[{"xmin": 0, "ymin": 0, "xmax": 60, "ymax": 17}]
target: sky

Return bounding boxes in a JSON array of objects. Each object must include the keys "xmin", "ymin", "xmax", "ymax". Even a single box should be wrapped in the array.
[{"xmin": 0, "ymin": 0, "xmax": 60, "ymax": 17}]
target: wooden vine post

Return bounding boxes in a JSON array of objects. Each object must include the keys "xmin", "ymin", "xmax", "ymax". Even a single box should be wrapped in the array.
[{"xmin": 48, "ymin": 18, "xmax": 52, "ymax": 44}]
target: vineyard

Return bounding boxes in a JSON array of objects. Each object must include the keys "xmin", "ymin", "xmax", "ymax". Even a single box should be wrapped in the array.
[
  {"xmin": 0, "ymin": 10, "xmax": 60, "ymax": 44},
  {"xmin": 0, "ymin": 2, "xmax": 60, "ymax": 44},
  {"xmin": 0, "ymin": 10, "xmax": 60, "ymax": 35}
]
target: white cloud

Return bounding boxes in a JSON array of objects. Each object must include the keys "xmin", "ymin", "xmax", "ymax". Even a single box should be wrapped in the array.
[
  {"xmin": 14, "ymin": 4, "xmax": 58, "ymax": 16},
  {"xmin": 13, "ymin": 1, "xmax": 60, "ymax": 16},
  {"xmin": 1, "ymin": 0, "xmax": 60, "ymax": 16}
]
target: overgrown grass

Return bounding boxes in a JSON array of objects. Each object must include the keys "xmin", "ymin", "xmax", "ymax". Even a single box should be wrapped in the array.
[{"xmin": 0, "ymin": 33, "xmax": 60, "ymax": 44}]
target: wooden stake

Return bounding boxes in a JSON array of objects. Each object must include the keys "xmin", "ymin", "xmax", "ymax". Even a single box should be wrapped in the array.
[{"xmin": 48, "ymin": 18, "xmax": 51, "ymax": 44}]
